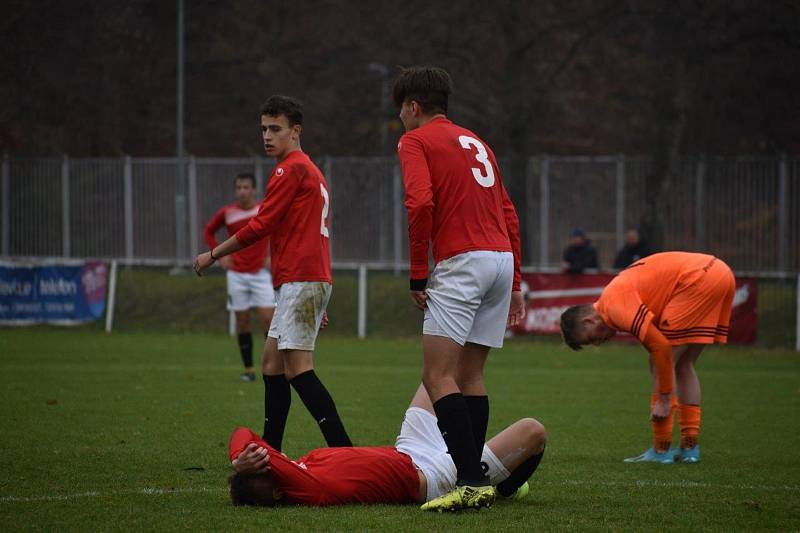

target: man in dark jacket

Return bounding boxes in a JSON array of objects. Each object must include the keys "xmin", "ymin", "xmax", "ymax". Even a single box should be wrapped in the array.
[
  {"xmin": 561, "ymin": 228, "xmax": 598, "ymax": 274},
  {"xmin": 613, "ymin": 228, "xmax": 652, "ymax": 269}
]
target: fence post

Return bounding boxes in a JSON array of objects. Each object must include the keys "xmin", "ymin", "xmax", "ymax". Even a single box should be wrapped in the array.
[
  {"xmin": 796, "ymin": 273, "xmax": 800, "ymax": 352},
  {"xmin": 1, "ymin": 154, "xmax": 9, "ymax": 257},
  {"xmin": 525, "ymin": 157, "xmax": 536, "ymax": 267},
  {"xmin": 379, "ymin": 160, "xmax": 388, "ymax": 262},
  {"xmin": 187, "ymin": 156, "xmax": 198, "ymax": 261},
  {"xmin": 124, "ymin": 156, "xmax": 134, "ymax": 262},
  {"xmin": 695, "ymin": 157, "xmax": 706, "ymax": 251},
  {"xmin": 539, "ymin": 155, "xmax": 550, "ymax": 268},
  {"xmin": 105, "ymin": 260, "xmax": 118, "ymax": 333},
  {"xmin": 254, "ymin": 156, "xmax": 264, "ymax": 196},
  {"xmin": 615, "ymin": 154, "xmax": 625, "ymax": 251},
  {"xmin": 174, "ymin": 155, "xmax": 187, "ymax": 269},
  {"xmin": 393, "ymin": 164, "xmax": 403, "ymax": 274},
  {"xmin": 61, "ymin": 155, "xmax": 70, "ymax": 258},
  {"xmin": 324, "ymin": 156, "xmax": 334, "ymax": 259},
  {"xmin": 357, "ymin": 264, "xmax": 368, "ymax": 339},
  {"xmin": 778, "ymin": 155, "xmax": 788, "ymax": 272}
]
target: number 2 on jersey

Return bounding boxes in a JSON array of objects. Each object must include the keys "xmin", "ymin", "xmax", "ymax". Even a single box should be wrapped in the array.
[
  {"xmin": 320, "ymin": 183, "xmax": 330, "ymax": 238},
  {"xmin": 458, "ymin": 135, "xmax": 495, "ymax": 187}
]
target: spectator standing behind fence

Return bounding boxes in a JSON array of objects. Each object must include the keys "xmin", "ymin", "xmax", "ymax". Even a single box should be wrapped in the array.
[
  {"xmin": 561, "ymin": 228, "xmax": 598, "ymax": 274},
  {"xmin": 613, "ymin": 228, "xmax": 652, "ymax": 269},
  {"xmin": 204, "ymin": 173, "xmax": 275, "ymax": 383}
]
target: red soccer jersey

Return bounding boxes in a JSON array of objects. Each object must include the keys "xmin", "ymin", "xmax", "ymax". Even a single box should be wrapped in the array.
[
  {"xmin": 397, "ymin": 117, "xmax": 522, "ymax": 290},
  {"xmin": 235, "ymin": 150, "xmax": 332, "ymax": 288},
  {"xmin": 204, "ymin": 202, "xmax": 269, "ymax": 274},
  {"xmin": 229, "ymin": 427, "xmax": 420, "ymax": 506}
]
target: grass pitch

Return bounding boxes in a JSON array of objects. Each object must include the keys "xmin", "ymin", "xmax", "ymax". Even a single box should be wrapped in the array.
[{"xmin": 1, "ymin": 330, "xmax": 799, "ymax": 531}]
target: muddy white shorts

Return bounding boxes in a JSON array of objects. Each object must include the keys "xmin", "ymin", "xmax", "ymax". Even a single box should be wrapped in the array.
[
  {"xmin": 423, "ymin": 251, "xmax": 514, "ymax": 348},
  {"xmin": 394, "ymin": 407, "xmax": 510, "ymax": 502},
  {"xmin": 266, "ymin": 281, "xmax": 331, "ymax": 351},
  {"xmin": 226, "ymin": 269, "xmax": 276, "ymax": 311}
]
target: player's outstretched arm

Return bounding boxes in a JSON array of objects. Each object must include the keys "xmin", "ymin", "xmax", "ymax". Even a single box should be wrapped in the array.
[
  {"xmin": 193, "ymin": 236, "xmax": 244, "ymax": 277},
  {"xmin": 642, "ymin": 324, "xmax": 675, "ymax": 420}
]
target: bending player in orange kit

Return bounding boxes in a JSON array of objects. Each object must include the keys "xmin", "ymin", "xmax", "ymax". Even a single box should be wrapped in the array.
[{"xmin": 559, "ymin": 252, "xmax": 735, "ymax": 463}]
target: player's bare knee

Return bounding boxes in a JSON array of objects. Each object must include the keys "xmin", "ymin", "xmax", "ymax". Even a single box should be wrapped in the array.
[
  {"xmin": 283, "ymin": 352, "xmax": 314, "ymax": 380},
  {"xmin": 421, "ymin": 368, "xmax": 445, "ymax": 389},
  {"xmin": 235, "ymin": 314, "xmax": 251, "ymax": 332},
  {"xmin": 455, "ymin": 373, "xmax": 483, "ymax": 393},
  {"xmin": 262, "ymin": 342, "xmax": 282, "ymax": 375},
  {"xmin": 520, "ymin": 418, "xmax": 547, "ymax": 452},
  {"xmin": 675, "ymin": 356, "xmax": 695, "ymax": 376}
]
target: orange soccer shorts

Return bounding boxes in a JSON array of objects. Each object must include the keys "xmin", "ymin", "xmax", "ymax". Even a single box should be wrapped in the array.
[{"xmin": 657, "ymin": 257, "xmax": 736, "ymax": 345}]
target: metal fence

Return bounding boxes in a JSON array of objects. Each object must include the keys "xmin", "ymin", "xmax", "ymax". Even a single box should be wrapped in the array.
[{"xmin": 1, "ymin": 154, "xmax": 798, "ymax": 274}]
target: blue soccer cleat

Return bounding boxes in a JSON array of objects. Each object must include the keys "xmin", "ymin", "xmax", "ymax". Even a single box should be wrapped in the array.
[
  {"xmin": 623, "ymin": 447, "xmax": 675, "ymax": 464},
  {"xmin": 676, "ymin": 445, "xmax": 701, "ymax": 463}
]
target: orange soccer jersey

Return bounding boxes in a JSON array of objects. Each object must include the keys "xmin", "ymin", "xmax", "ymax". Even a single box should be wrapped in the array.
[
  {"xmin": 594, "ymin": 252, "xmax": 735, "ymax": 393},
  {"xmin": 595, "ymin": 252, "xmax": 735, "ymax": 345}
]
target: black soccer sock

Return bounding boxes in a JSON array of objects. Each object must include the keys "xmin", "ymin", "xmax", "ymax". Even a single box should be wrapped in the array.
[
  {"xmin": 433, "ymin": 393, "xmax": 486, "ymax": 485},
  {"xmin": 290, "ymin": 370, "xmax": 353, "ymax": 447},
  {"xmin": 237, "ymin": 332, "xmax": 253, "ymax": 369},
  {"xmin": 464, "ymin": 395, "xmax": 489, "ymax": 456},
  {"xmin": 496, "ymin": 449, "xmax": 545, "ymax": 497},
  {"xmin": 262, "ymin": 374, "xmax": 291, "ymax": 451}
]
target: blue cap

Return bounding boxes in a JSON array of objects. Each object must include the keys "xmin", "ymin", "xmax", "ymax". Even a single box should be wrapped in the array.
[{"xmin": 570, "ymin": 228, "xmax": 586, "ymax": 238}]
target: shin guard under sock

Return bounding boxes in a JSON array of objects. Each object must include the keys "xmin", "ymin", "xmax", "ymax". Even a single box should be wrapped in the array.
[
  {"xmin": 650, "ymin": 393, "xmax": 678, "ymax": 451},
  {"xmin": 262, "ymin": 374, "xmax": 290, "ymax": 451},
  {"xmin": 237, "ymin": 332, "xmax": 253, "ymax": 369},
  {"xmin": 433, "ymin": 393, "xmax": 485, "ymax": 485},
  {"xmin": 464, "ymin": 395, "xmax": 489, "ymax": 456},
  {"xmin": 678, "ymin": 404, "xmax": 701, "ymax": 448},
  {"xmin": 290, "ymin": 370, "xmax": 352, "ymax": 447},
  {"xmin": 497, "ymin": 449, "xmax": 545, "ymax": 497}
]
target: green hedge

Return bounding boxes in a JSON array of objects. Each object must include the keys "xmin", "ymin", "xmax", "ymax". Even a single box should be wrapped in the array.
[{"xmin": 109, "ymin": 267, "xmax": 796, "ymax": 347}]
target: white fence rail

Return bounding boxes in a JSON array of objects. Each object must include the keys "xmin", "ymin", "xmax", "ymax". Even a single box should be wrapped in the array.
[{"xmin": 1, "ymin": 154, "xmax": 798, "ymax": 274}]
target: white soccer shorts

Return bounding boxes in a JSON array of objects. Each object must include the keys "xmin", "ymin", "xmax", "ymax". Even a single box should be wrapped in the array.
[
  {"xmin": 423, "ymin": 250, "xmax": 514, "ymax": 348},
  {"xmin": 394, "ymin": 407, "xmax": 510, "ymax": 502},
  {"xmin": 267, "ymin": 281, "xmax": 331, "ymax": 351},
  {"xmin": 226, "ymin": 269, "xmax": 276, "ymax": 311}
]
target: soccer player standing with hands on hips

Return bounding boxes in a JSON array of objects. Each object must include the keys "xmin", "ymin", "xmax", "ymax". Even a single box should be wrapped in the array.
[
  {"xmin": 194, "ymin": 95, "xmax": 352, "ymax": 451},
  {"xmin": 203, "ymin": 172, "xmax": 275, "ymax": 382},
  {"xmin": 393, "ymin": 66, "xmax": 526, "ymax": 512}
]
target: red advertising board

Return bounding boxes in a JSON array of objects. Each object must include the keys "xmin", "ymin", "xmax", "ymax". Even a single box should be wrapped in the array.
[{"xmin": 513, "ymin": 273, "xmax": 757, "ymax": 345}]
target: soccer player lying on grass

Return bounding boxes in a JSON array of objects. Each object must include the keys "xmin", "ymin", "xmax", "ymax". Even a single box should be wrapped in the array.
[
  {"xmin": 559, "ymin": 252, "xmax": 735, "ymax": 464},
  {"xmin": 227, "ymin": 384, "xmax": 546, "ymax": 510}
]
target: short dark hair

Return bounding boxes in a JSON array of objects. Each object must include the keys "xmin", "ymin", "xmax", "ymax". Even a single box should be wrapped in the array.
[
  {"xmin": 391, "ymin": 66, "xmax": 452, "ymax": 115},
  {"xmin": 560, "ymin": 304, "xmax": 594, "ymax": 351},
  {"xmin": 260, "ymin": 95, "xmax": 303, "ymax": 126},
  {"xmin": 228, "ymin": 472, "xmax": 278, "ymax": 507},
  {"xmin": 235, "ymin": 173, "xmax": 256, "ymax": 187}
]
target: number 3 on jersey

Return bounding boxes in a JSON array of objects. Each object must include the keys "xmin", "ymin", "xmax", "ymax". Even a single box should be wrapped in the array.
[
  {"xmin": 320, "ymin": 183, "xmax": 330, "ymax": 238},
  {"xmin": 459, "ymin": 135, "xmax": 495, "ymax": 188}
]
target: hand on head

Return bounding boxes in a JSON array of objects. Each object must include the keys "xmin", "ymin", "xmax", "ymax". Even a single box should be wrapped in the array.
[{"xmin": 232, "ymin": 443, "xmax": 271, "ymax": 474}]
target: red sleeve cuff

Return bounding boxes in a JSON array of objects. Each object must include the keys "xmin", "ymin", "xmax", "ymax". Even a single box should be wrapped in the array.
[{"xmin": 235, "ymin": 226, "xmax": 258, "ymax": 248}]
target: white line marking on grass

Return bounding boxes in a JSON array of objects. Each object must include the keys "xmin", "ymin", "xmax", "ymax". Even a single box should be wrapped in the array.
[
  {"xmin": 0, "ymin": 487, "xmax": 226, "ymax": 503},
  {"xmin": 551, "ymin": 479, "xmax": 800, "ymax": 492},
  {"xmin": 3, "ymin": 479, "xmax": 798, "ymax": 504}
]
